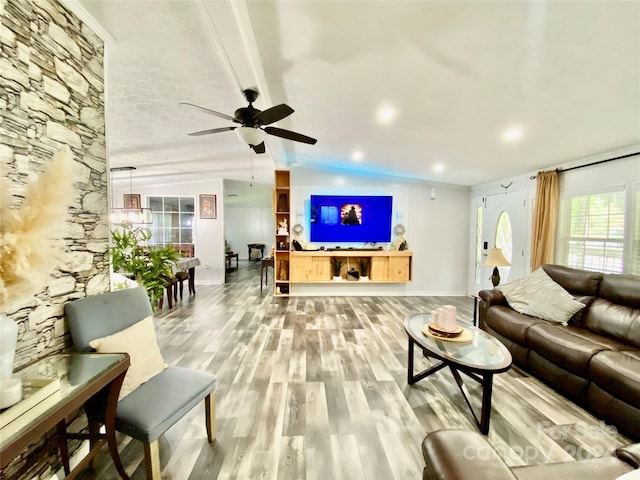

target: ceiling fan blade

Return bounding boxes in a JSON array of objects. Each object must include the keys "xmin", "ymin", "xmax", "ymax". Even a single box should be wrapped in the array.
[
  {"xmin": 188, "ymin": 126, "xmax": 236, "ymax": 136},
  {"xmin": 253, "ymin": 104, "xmax": 294, "ymax": 125},
  {"xmin": 251, "ymin": 142, "xmax": 266, "ymax": 154},
  {"xmin": 264, "ymin": 126, "xmax": 317, "ymax": 145},
  {"xmin": 180, "ymin": 102, "xmax": 238, "ymax": 123}
]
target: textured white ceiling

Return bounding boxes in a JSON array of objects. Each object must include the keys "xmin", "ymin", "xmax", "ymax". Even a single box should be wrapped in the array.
[{"xmin": 77, "ymin": 0, "xmax": 640, "ymax": 192}]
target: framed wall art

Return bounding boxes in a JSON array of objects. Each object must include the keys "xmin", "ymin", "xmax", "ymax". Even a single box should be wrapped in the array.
[
  {"xmin": 199, "ymin": 194, "xmax": 217, "ymax": 219},
  {"xmin": 123, "ymin": 194, "xmax": 141, "ymax": 209}
]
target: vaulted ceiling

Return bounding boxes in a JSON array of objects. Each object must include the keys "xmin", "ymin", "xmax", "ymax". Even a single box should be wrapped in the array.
[{"xmin": 76, "ymin": 0, "xmax": 640, "ymax": 189}]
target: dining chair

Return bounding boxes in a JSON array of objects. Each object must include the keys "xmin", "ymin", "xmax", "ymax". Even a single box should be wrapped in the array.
[{"xmin": 65, "ymin": 287, "xmax": 216, "ymax": 480}]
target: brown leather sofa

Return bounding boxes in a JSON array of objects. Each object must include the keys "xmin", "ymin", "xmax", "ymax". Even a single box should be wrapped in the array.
[
  {"xmin": 479, "ymin": 264, "xmax": 640, "ymax": 440},
  {"xmin": 422, "ymin": 429, "xmax": 640, "ymax": 480}
]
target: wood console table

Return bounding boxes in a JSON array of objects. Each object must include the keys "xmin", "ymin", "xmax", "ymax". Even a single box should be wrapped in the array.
[
  {"xmin": 0, "ymin": 353, "xmax": 130, "ymax": 479},
  {"xmin": 247, "ymin": 243, "xmax": 265, "ymax": 261}
]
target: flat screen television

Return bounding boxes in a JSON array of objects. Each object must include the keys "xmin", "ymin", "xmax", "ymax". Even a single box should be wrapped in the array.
[{"xmin": 309, "ymin": 195, "xmax": 393, "ymax": 243}]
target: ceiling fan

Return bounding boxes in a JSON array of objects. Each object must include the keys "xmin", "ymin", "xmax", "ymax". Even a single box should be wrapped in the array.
[{"xmin": 180, "ymin": 88, "xmax": 317, "ymax": 154}]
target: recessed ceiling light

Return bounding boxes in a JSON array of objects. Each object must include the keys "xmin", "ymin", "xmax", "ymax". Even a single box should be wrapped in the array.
[
  {"xmin": 432, "ymin": 163, "xmax": 445, "ymax": 173},
  {"xmin": 500, "ymin": 125, "xmax": 524, "ymax": 143},
  {"xmin": 352, "ymin": 150, "xmax": 364, "ymax": 162},
  {"xmin": 376, "ymin": 104, "xmax": 397, "ymax": 125}
]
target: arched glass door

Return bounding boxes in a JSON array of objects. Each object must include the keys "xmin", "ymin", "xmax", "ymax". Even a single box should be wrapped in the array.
[{"xmin": 495, "ymin": 211, "xmax": 512, "ymax": 280}]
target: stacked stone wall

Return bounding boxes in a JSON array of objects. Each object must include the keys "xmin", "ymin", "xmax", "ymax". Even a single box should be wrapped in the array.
[{"xmin": 1, "ymin": 0, "xmax": 106, "ymax": 477}]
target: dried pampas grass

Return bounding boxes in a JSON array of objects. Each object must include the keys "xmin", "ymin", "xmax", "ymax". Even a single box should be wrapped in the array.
[{"xmin": 0, "ymin": 146, "xmax": 74, "ymax": 311}]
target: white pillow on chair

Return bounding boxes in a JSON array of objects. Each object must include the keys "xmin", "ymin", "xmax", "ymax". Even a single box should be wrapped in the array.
[{"xmin": 89, "ymin": 316, "xmax": 167, "ymax": 399}]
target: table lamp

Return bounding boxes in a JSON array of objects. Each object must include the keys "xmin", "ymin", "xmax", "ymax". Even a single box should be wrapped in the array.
[{"xmin": 483, "ymin": 247, "xmax": 511, "ymax": 287}]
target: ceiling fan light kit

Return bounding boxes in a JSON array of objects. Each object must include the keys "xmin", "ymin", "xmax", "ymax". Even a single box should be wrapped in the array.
[
  {"xmin": 236, "ymin": 126, "xmax": 266, "ymax": 146},
  {"xmin": 182, "ymin": 89, "xmax": 317, "ymax": 153}
]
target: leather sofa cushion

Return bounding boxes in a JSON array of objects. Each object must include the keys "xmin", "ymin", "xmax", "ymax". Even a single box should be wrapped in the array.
[
  {"xmin": 529, "ymin": 351, "xmax": 590, "ymax": 403},
  {"xmin": 600, "ymin": 274, "xmax": 640, "ymax": 309},
  {"xmin": 526, "ymin": 324, "xmax": 626, "ymax": 378},
  {"xmin": 542, "ymin": 264, "xmax": 602, "ymax": 296},
  {"xmin": 587, "ymin": 383, "xmax": 640, "ymax": 440},
  {"xmin": 421, "ymin": 429, "xmax": 636, "ymax": 480},
  {"xmin": 582, "ymin": 298, "xmax": 640, "ymax": 348},
  {"xmin": 589, "ymin": 350, "xmax": 640, "ymax": 407},
  {"xmin": 568, "ymin": 295, "xmax": 597, "ymax": 326},
  {"xmin": 422, "ymin": 429, "xmax": 517, "ymax": 480},
  {"xmin": 484, "ymin": 305, "xmax": 543, "ymax": 345}
]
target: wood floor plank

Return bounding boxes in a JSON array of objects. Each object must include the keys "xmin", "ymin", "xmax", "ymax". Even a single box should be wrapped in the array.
[
  {"xmin": 75, "ymin": 261, "xmax": 631, "ymax": 480},
  {"xmin": 282, "ymin": 382, "xmax": 306, "ymax": 437},
  {"xmin": 277, "ymin": 436, "xmax": 305, "ymax": 480},
  {"xmin": 330, "ymin": 433, "xmax": 366, "ymax": 480}
]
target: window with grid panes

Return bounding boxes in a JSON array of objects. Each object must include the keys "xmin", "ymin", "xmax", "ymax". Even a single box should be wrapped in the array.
[
  {"xmin": 562, "ymin": 190, "xmax": 625, "ymax": 274},
  {"xmin": 147, "ymin": 196, "xmax": 195, "ymax": 246}
]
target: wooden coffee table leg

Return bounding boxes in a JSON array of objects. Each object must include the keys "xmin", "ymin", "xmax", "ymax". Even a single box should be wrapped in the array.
[{"xmin": 480, "ymin": 373, "xmax": 494, "ymax": 435}]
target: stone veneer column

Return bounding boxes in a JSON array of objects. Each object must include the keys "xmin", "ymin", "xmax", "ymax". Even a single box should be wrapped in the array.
[{"xmin": 1, "ymin": 0, "xmax": 108, "ymax": 369}]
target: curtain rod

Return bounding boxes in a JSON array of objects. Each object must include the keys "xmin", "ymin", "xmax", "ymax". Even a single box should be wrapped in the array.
[{"xmin": 529, "ymin": 151, "xmax": 639, "ymax": 180}]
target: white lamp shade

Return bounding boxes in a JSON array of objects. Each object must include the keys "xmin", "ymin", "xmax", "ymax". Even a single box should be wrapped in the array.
[
  {"xmin": 235, "ymin": 127, "xmax": 266, "ymax": 146},
  {"xmin": 483, "ymin": 247, "xmax": 511, "ymax": 267}
]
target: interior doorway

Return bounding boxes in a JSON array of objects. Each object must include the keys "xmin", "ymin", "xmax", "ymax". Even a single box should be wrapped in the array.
[{"xmin": 222, "ymin": 179, "xmax": 274, "ymax": 283}]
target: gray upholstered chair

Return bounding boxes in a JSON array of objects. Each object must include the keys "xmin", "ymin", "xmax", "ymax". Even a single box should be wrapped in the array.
[{"xmin": 64, "ymin": 287, "xmax": 216, "ymax": 480}]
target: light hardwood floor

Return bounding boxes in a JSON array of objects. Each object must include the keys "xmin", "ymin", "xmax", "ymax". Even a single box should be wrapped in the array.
[{"xmin": 81, "ymin": 261, "xmax": 630, "ymax": 479}]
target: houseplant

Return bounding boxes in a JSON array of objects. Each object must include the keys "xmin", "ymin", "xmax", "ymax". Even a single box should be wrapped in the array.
[
  {"xmin": 111, "ymin": 224, "xmax": 180, "ymax": 307},
  {"xmin": 357, "ymin": 258, "xmax": 371, "ymax": 281},
  {"xmin": 331, "ymin": 257, "xmax": 343, "ymax": 280}
]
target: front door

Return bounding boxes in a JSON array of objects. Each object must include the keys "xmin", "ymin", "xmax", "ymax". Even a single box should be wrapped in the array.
[{"xmin": 480, "ymin": 190, "xmax": 528, "ymax": 290}]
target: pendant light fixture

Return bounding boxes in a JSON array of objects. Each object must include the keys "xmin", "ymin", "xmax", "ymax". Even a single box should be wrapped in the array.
[{"xmin": 109, "ymin": 166, "xmax": 153, "ymax": 225}]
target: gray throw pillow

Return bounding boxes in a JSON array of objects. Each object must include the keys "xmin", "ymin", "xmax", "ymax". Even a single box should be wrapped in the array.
[{"xmin": 498, "ymin": 268, "xmax": 585, "ymax": 324}]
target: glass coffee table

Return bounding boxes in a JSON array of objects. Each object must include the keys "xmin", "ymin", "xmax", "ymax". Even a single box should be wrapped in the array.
[{"xmin": 404, "ymin": 313, "xmax": 512, "ymax": 434}]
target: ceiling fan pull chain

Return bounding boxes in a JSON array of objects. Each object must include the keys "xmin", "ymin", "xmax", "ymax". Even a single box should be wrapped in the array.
[{"xmin": 250, "ymin": 149, "xmax": 254, "ymax": 187}]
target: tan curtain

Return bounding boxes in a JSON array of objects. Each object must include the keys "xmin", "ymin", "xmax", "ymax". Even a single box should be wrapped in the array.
[{"xmin": 531, "ymin": 170, "xmax": 559, "ymax": 270}]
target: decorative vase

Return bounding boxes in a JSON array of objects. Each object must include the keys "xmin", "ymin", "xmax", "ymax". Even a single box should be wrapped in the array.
[{"xmin": 0, "ymin": 315, "xmax": 18, "ymax": 380}]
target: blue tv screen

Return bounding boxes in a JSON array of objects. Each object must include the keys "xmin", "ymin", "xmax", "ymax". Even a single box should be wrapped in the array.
[{"xmin": 309, "ymin": 195, "xmax": 393, "ymax": 243}]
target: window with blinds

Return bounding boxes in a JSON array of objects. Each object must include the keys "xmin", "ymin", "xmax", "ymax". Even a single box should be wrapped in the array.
[{"xmin": 561, "ymin": 190, "xmax": 625, "ymax": 274}]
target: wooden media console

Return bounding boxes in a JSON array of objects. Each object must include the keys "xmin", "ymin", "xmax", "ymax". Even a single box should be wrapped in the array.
[{"xmin": 289, "ymin": 250, "xmax": 412, "ymax": 283}]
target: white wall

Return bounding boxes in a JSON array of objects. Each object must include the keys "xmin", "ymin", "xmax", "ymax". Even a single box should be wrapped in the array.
[
  {"xmin": 224, "ymin": 205, "xmax": 274, "ymax": 260},
  {"xmin": 290, "ymin": 167, "xmax": 470, "ymax": 296},
  {"xmin": 113, "ymin": 178, "xmax": 226, "ymax": 284}
]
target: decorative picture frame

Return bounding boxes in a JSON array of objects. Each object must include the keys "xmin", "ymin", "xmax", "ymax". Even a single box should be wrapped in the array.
[
  {"xmin": 199, "ymin": 194, "xmax": 217, "ymax": 219},
  {"xmin": 123, "ymin": 194, "xmax": 141, "ymax": 209}
]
